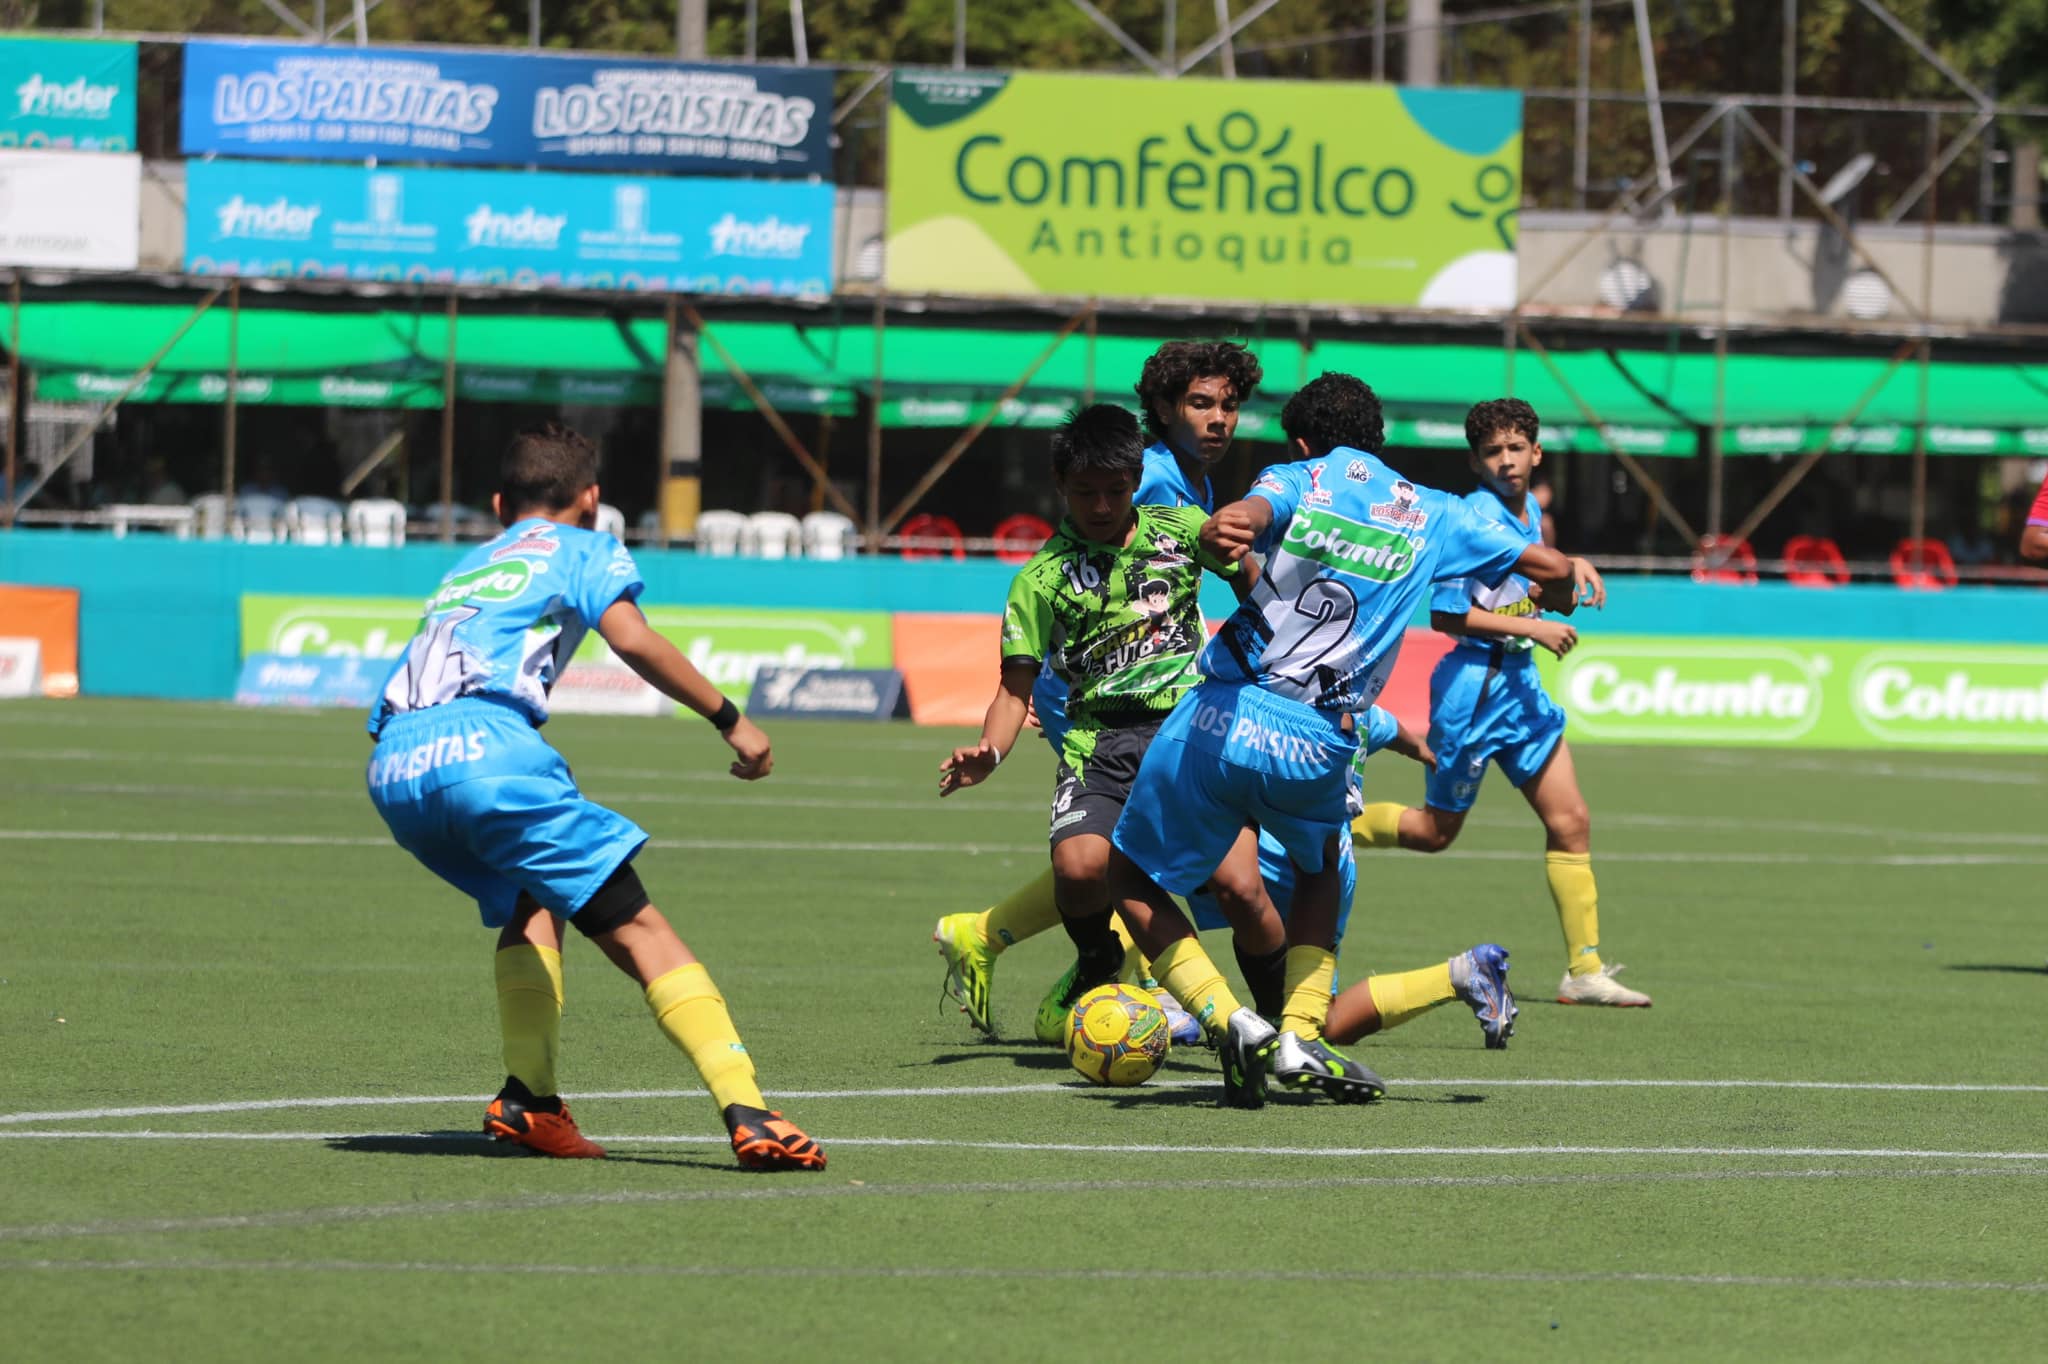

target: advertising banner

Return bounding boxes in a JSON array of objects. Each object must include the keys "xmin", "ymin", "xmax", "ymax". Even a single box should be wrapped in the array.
[
  {"xmin": 233, "ymin": 652, "xmax": 384, "ymax": 708},
  {"xmin": 0, "ymin": 583, "xmax": 80, "ymax": 696},
  {"xmin": 1540, "ymin": 636, "xmax": 2048, "ymax": 752},
  {"xmin": 181, "ymin": 41, "xmax": 833, "ymax": 177},
  {"xmin": 241, "ymin": 595, "xmax": 892, "ymax": 694},
  {"xmin": 887, "ymin": 71, "xmax": 1521, "ymax": 309},
  {"xmin": 185, "ymin": 159, "xmax": 833, "ymax": 296},
  {"xmin": 0, "ymin": 150, "xmax": 139, "ymax": 270},
  {"xmin": 749, "ymin": 666, "xmax": 912, "ymax": 720},
  {"xmin": 0, "ymin": 38, "xmax": 136, "ymax": 150}
]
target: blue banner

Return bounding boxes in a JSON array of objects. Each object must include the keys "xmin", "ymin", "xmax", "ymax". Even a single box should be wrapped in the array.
[
  {"xmin": 180, "ymin": 41, "xmax": 833, "ymax": 177},
  {"xmin": 748, "ymin": 667, "xmax": 912, "ymax": 721},
  {"xmin": 234, "ymin": 653, "xmax": 384, "ymax": 709},
  {"xmin": 0, "ymin": 37, "xmax": 136, "ymax": 150},
  {"xmin": 184, "ymin": 160, "xmax": 834, "ymax": 296}
]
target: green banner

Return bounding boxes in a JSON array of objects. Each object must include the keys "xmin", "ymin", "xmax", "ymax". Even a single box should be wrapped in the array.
[
  {"xmin": 240, "ymin": 595, "xmax": 893, "ymax": 693},
  {"xmin": 1536, "ymin": 636, "xmax": 2048, "ymax": 752},
  {"xmin": 34, "ymin": 370, "xmax": 441, "ymax": 408},
  {"xmin": 887, "ymin": 71, "xmax": 1522, "ymax": 309}
]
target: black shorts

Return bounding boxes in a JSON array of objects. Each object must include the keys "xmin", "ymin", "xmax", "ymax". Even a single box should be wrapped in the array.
[{"xmin": 1049, "ymin": 721, "xmax": 1162, "ymax": 848}]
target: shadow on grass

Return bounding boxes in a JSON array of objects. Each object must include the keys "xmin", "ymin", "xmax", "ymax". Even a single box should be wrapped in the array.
[
  {"xmin": 1943, "ymin": 963, "xmax": 2048, "ymax": 976},
  {"xmin": 920, "ymin": 1048, "xmax": 1072, "ymax": 1071},
  {"xmin": 1072, "ymin": 1087, "xmax": 1488, "ymax": 1110},
  {"xmin": 325, "ymin": 1133, "xmax": 740, "ymax": 1173}
]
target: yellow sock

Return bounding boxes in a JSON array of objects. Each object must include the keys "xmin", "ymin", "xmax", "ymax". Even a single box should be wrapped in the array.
[
  {"xmin": 1548, "ymin": 851, "xmax": 1605, "ymax": 977},
  {"xmin": 1108, "ymin": 915, "xmax": 1154, "ymax": 986},
  {"xmin": 983, "ymin": 866, "xmax": 1062, "ymax": 955},
  {"xmin": 1365, "ymin": 962, "xmax": 1456, "ymax": 1031},
  {"xmin": 645, "ymin": 963, "xmax": 766, "ymax": 1112},
  {"xmin": 1152, "ymin": 937, "xmax": 1245, "ymax": 1042},
  {"xmin": 1353, "ymin": 802, "xmax": 1406, "ymax": 849},
  {"xmin": 494, "ymin": 944, "xmax": 563, "ymax": 1097},
  {"xmin": 1279, "ymin": 946, "xmax": 1337, "ymax": 1040}
]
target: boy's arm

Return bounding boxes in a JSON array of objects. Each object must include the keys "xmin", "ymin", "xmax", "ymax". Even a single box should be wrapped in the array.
[
  {"xmin": 1431, "ymin": 605, "xmax": 1578, "ymax": 658},
  {"xmin": 1202, "ymin": 497, "xmax": 1276, "ymax": 565},
  {"xmin": 1513, "ymin": 545, "xmax": 1579, "ymax": 617},
  {"xmin": 940, "ymin": 659, "xmax": 1039, "ymax": 796},
  {"xmin": 598, "ymin": 599, "xmax": 772, "ymax": 780},
  {"xmin": 1386, "ymin": 714, "xmax": 1437, "ymax": 770}
]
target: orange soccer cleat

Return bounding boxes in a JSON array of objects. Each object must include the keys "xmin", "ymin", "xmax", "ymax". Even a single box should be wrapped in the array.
[
  {"xmin": 723, "ymin": 1104, "xmax": 827, "ymax": 1172},
  {"xmin": 484, "ymin": 1092, "xmax": 607, "ymax": 1159}
]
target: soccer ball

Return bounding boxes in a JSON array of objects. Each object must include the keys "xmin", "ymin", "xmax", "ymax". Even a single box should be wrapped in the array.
[{"xmin": 1066, "ymin": 983, "xmax": 1172, "ymax": 1086}]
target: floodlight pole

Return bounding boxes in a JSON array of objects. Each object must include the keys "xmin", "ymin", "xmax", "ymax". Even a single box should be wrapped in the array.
[
  {"xmin": 1630, "ymin": 0, "xmax": 1675, "ymax": 198},
  {"xmin": 223, "ymin": 280, "xmax": 240, "ymax": 502}
]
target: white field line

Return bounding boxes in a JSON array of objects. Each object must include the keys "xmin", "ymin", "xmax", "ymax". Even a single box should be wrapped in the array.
[
  {"xmin": 3, "ymin": 1166, "xmax": 2040, "ymax": 1246},
  {"xmin": 8, "ymin": 1131, "xmax": 2046, "ymax": 1163},
  {"xmin": 4, "ymin": 1255, "xmax": 2044, "ymax": 1295},
  {"xmin": 2, "ymin": 825, "xmax": 2046, "ymax": 866},
  {"xmin": 1685, "ymin": 749, "xmax": 2048, "ymax": 787},
  {"xmin": 0, "ymin": 748, "xmax": 919, "ymax": 790},
  {"xmin": 6, "ymin": 1075, "xmax": 2047, "ymax": 1128}
]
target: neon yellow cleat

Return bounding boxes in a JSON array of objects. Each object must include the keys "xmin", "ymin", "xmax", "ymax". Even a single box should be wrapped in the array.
[{"xmin": 933, "ymin": 913, "xmax": 998, "ymax": 1035}]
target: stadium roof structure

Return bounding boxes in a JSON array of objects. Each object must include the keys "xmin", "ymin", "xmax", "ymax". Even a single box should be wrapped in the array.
[{"xmin": 18, "ymin": 299, "xmax": 2048, "ymax": 460}]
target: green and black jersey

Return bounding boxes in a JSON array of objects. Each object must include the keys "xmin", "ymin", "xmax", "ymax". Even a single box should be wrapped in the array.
[{"xmin": 1001, "ymin": 504, "xmax": 1239, "ymax": 767}]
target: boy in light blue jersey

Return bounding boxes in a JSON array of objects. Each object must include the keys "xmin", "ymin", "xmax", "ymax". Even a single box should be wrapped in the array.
[
  {"xmin": 1108, "ymin": 374, "xmax": 1577, "ymax": 1107},
  {"xmin": 366, "ymin": 422, "xmax": 824, "ymax": 1171},
  {"xmin": 1353, "ymin": 398, "xmax": 1653, "ymax": 1008},
  {"xmin": 935, "ymin": 341, "xmax": 1274, "ymax": 1038}
]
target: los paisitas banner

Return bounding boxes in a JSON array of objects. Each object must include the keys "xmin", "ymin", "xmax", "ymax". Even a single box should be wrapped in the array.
[
  {"xmin": 1537, "ymin": 636, "xmax": 2048, "ymax": 752},
  {"xmin": 180, "ymin": 41, "xmax": 833, "ymax": 177},
  {"xmin": 886, "ymin": 71, "xmax": 1522, "ymax": 309},
  {"xmin": 184, "ymin": 159, "xmax": 834, "ymax": 297}
]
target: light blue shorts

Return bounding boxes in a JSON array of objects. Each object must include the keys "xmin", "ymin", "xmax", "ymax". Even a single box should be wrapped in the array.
[
  {"xmin": 1425, "ymin": 648, "xmax": 1567, "ymax": 813},
  {"xmin": 1113, "ymin": 682, "xmax": 1357, "ymax": 896},
  {"xmin": 1186, "ymin": 829, "xmax": 1357, "ymax": 949},
  {"xmin": 367, "ymin": 698, "xmax": 647, "ymax": 928}
]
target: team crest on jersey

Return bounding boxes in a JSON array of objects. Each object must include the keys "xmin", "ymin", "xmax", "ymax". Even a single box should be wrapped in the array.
[
  {"xmin": 1304, "ymin": 464, "xmax": 1334, "ymax": 508},
  {"xmin": 1144, "ymin": 531, "xmax": 1191, "ymax": 568},
  {"xmin": 492, "ymin": 526, "xmax": 563, "ymax": 561},
  {"xmin": 1256, "ymin": 472, "xmax": 1288, "ymax": 494},
  {"xmin": 1368, "ymin": 479, "xmax": 1427, "ymax": 530},
  {"xmin": 1345, "ymin": 460, "xmax": 1373, "ymax": 483}
]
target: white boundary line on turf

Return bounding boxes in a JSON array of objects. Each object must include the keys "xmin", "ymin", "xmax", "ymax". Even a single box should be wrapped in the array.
[
  {"xmin": 3, "ymin": 1256, "xmax": 2044, "ymax": 1294},
  {"xmin": 5, "ymin": 1131, "xmax": 2048, "ymax": 1162},
  {"xmin": 4, "ymin": 827, "xmax": 2048, "ymax": 866},
  {"xmin": 5, "ymin": 1074, "xmax": 2047, "ymax": 1126}
]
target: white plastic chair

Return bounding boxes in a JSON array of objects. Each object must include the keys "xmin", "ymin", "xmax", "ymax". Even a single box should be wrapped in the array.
[
  {"xmin": 234, "ymin": 492, "xmax": 286, "ymax": 543},
  {"xmin": 346, "ymin": 498, "xmax": 408, "ymax": 547},
  {"xmin": 801, "ymin": 510, "xmax": 858, "ymax": 560},
  {"xmin": 284, "ymin": 496, "xmax": 346, "ymax": 545},
  {"xmin": 746, "ymin": 511, "xmax": 803, "ymax": 560},
  {"xmin": 693, "ymin": 510, "xmax": 746, "ymax": 557},
  {"xmin": 636, "ymin": 508, "xmax": 664, "ymax": 543},
  {"xmin": 190, "ymin": 493, "xmax": 231, "ymax": 540},
  {"xmin": 596, "ymin": 502, "xmax": 627, "ymax": 541}
]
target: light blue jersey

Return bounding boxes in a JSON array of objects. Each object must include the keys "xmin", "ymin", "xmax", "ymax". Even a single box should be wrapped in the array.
[
  {"xmin": 365, "ymin": 516, "xmax": 649, "ymax": 927},
  {"xmin": 369, "ymin": 518, "xmax": 643, "ymax": 735},
  {"xmin": 1036, "ymin": 442, "xmax": 1214, "ymax": 754},
  {"xmin": 1114, "ymin": 450, "xmax": 1525, "ymax": 892},
  {"xmin": 1424, "ymin": 487, "xmax": 1566, "ymax": 812}
]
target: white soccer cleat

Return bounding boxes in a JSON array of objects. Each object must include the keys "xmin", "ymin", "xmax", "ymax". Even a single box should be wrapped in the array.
[{"xmin": 1556, "ymin": 963, "xmax": 1652, "ymax": 1008}]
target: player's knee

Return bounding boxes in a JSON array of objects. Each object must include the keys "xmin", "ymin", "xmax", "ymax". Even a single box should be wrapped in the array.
[
  {"xmin": 1411, "ymin": 815, "xmax": 1461, "ymax": 854},
  {"xmin": 1547, "ymin": 802, "xmax": 1591, "ymax": 846},
  {"xmin": 1050, "ymin": 841, "xmax": 1110, "ymax": 895}
]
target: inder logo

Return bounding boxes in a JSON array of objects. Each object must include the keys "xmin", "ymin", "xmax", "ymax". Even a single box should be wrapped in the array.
[
  {"xmin": 1851, "ymin": 648, "xmax": 2048, "ymax": 749},
  {"xmin": 1557, "ymin": 642, "xmax": 1824, "ymax": 743}
]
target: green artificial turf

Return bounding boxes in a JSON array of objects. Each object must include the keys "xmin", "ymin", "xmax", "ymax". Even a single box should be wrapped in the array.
[{"xmin": 2, "ymin": 699, "xmax": 2044, "ymax": 1360}]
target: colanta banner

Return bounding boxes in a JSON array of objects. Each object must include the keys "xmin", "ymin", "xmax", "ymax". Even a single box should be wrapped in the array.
[
  {"xmin": 180, "ymin": 41, "xmax": 833, "ymax": 177},
  {"xmin": 0, "ymin": 37, "xmax": 136, "ymax": 150},
  {"xmin": 242, "ymin": 596, "xmax": 893, "ymax": 693},
  {"xmin": 887, "ymin": 70, "xmax": 1521, "ymax": 309},
  {"xmin": 184, "ymin": 159, "xmax": 834, "ymax": 296},
  {"xmin": 0, "ymin": 150, "xmax": 139, "ymax": 269},
  {"xmin": 1538, "ymin": 636, "xmax": 2048, "ymax": 752}
]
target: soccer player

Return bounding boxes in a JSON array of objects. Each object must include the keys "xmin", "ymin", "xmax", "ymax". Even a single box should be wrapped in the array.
[
  {"xmin": 364, "ymin": 423, "xmax": 825, "ymax": 1171},
  {"xmin": 939, "ymin": 403, "xmax": 1246, "ymax": 1026},
  {"xmin": 934, "ymin": 340, "xmax": 1265, "ymax": 1036},
  {"xmin": 1351, "ymin": 398, "xmax": 1651, "ymax": 1008},
  {"xmin": 1109, "ymin": 373, "xmax": 1578, "ymax": 1107},
  {"xmin": 2021, "ymin": 467, "xmax": 2048, "ymax": 564}
]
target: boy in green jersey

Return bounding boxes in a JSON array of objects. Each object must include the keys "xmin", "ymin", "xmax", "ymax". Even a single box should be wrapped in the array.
[{"xmin": 941, "ymin": 404, "xmax": 1248, "ymax": 1015}]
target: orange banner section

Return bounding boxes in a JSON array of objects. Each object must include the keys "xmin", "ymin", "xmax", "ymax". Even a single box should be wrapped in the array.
[
  {"xmin": 892, "ymin": 612, "xmax": 1454, "ymax": 735},
  {"xmin": 0, "ymin": 584, "xmax": 81, "ymax": 697},
  {"xmin": 892, "ymin": 612, "xmax": 1002, "ymax": 727}
]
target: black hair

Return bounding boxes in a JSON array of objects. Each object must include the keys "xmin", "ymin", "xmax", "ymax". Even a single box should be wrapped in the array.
[
  {"xmin": 1279, "ymin": 372, "xmax": 1386, "ymax": 456},
  {"xmin": 1134, "ymin": 339, "xmax": 1263, "ymax": 441},
  {"xmin": 1050, "ymin": 403, "xmax": 1146, "ymax": 482},
  {"xmin": 499, "ymin": 422, "xmax": 599, "ymax": 515},
  {"xmin": 1464, "ymin": 397, "xmax": 1542, "ymax": 451}
]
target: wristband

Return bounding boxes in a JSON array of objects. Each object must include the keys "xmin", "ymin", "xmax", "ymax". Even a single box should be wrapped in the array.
[
  {"xmin": 990, "ymin": 742, "xmax": 1004, "ymax": 766},
  {"xmin": 709, "ymin": 697, "xmax": 741, "ymax": 732}
]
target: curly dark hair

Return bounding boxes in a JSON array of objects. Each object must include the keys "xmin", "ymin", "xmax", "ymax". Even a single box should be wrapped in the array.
[
  {"xmin": 1050, "ymin": 403, "xmax": 1146, "ymax": 482},
  {"xmin": 1279, "ymin": 372, "xmax": 1386, "ymax": 456},
  {"xmin": 1133, "ymin": 339, "xmax": 1263, "ymax": 441},
  {"xmin": 499, "ymin": 421, "xmax": 599, "ymax": 515},
  {"xmin": 1464, "ymin": 397, "xmax": 1541, "ymax": 451}
]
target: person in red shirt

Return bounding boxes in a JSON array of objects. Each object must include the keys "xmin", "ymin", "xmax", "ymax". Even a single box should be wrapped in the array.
[{"xmin": 2022, "ymin": 471, "xmax": 2048, "ymax": 565}]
